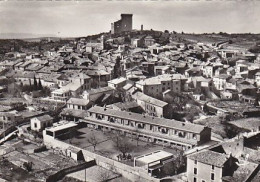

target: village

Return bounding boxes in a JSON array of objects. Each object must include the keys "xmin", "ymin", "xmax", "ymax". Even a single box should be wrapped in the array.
[{"xmin": 0, "ymin": 13, "xmax": 260, "ymax": 182}]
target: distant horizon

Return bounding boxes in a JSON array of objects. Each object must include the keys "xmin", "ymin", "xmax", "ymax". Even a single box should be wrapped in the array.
[
  {"xmin": 0, "ymin": 1, "xmax": 259, "ymax": 38},
  {"xmin": 1, "ymin": 30, "xmax": 260, "ymax": 40}
]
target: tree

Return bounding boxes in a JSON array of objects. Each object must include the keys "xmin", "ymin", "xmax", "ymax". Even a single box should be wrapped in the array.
[
  {"xmin": 133, "ymin": 127, "xmax": 141, "ymax": 146},
  {"xmin": 7, "ymin": 82, "xmax": 22, "ymax": 97},
  {"xmin": 249, "ymin": 45, "xmax": 260, "ymax": 53},
  {"xmin": 42, "ymin": 87, "xmax": 51, "ymax": 97},
  {"xmin": 164, "ymin": 149, "xmax": 186, "ymax": 175},
  {"xmin": 23, "ymin": 161, "xmax": 33, "ymax": 171},
  {"xmin": 33, "ymin": 76, "xmax": 38, "ymax": 90},
  {"xmin": 38, "ymin": 78, "xmax": 43, "ymax": 90},
  {"xmin": 114, "ymin": 136, "xmax": 134, "ymax": 158},
  {"xmin": 184, "ymin": 105, "xmax": 201, "ymax": 122},
  {"xmin": 113, "ymin": 56, "xmax": 121, "ymax": 78},
  {"xmin": 87, "ymin": 134, "xmax": 99, "ymax": 151},
  {"xmin": 55, "ymin": 46, "xmax": 59, "ymax": 52},
  {"xmin": 112, "ymin": 131, "xmax": 121, "ymax": 148}
]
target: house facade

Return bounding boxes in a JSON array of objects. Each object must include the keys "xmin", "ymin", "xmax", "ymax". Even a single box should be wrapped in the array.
[
  {"xmin": 132, "ymin": 92, "xmax": 170, "ymax": 118},
  {"xmin": 187, "ymin": 150, "xmax": 236, "ymax": 182},
  {"xmin": 83, "ymin": 106, "xmax": 211, "ymax": 150},
  {"xmin": 136, "ymin": 74, "xmax": 182, "ymax": 100},
  {"xmin": 30, "ymin": 114, "xmax": 53, "ymax": 132},
  {"xmin": 67, "ymin": 98, "xmax": 90, "ymax": 110}
]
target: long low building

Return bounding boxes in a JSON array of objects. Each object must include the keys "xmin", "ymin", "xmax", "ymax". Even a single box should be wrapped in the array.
[{"xmin": 81, "ymin": 106, "xmax": 211, "ymax": 150}]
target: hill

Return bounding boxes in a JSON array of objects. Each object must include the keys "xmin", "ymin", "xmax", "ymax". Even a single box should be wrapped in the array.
[{"xmin": 0, "ymin": 33, "xmax": 56, "ymax": 40}]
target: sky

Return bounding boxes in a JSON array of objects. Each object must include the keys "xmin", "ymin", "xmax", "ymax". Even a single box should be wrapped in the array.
[{"xmin": 0, "ymin": 1, "xmax": 259, "ymax": 37}]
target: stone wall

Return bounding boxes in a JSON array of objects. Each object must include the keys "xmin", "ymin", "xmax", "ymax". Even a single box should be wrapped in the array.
[
  {"xmin": 46, "ymin": 160, "xmax": 96, "ymax": 182},
  {"xmin": 43, "ymin": 133, "xmax": 161, "ymax": 182}
]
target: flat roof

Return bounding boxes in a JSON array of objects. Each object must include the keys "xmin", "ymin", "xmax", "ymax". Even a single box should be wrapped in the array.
[
  {"xmin": 108, "ymin": 77, "xmax": 126, "ymax": 85},
  {"xmin": 46, "ymin": 122, "xmax": 77, "ymax": 132},
  {"xmin": 135, "ymin": 150, "xmax": 173, "ymax": 164}
]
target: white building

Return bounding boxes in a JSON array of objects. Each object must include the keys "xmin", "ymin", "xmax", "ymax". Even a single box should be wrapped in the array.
[
  {"xmin": 107, "ymin": 77, "xmax": 127, "ymax": 89},
  {"xmin": 136, "ymin": 74, "xmax": 183, "ymax": 99},
  {"xmin": 31, "ymin": 114, "xmax": 53, "ymax": 132}
]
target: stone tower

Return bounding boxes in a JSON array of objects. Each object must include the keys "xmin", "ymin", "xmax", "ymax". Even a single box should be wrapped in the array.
[
  {"xmin": 111, "ymin": 14, "xmax": 133, "ymax": 34},
  {"xmin": 120, "ymin": 14, "xmax": 133, "ymax": 32}
]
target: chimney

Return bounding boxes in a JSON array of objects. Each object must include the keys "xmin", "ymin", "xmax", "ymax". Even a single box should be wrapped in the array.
[{"xmin": 141, "ymin": 24, "xmax": 143, "ymax": 31}]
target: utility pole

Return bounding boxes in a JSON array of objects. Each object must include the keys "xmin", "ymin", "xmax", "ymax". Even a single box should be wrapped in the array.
[
  {"xmin": 98, "ymin": 73, "xmax": 101, "ymax": 88},
  {"xmin": 85, "ymin": 168, "xmax": 86, "ymax": 182},
  {"xmin": 3, "ymin": 120, "xmax": 5, "ymax": 142}
]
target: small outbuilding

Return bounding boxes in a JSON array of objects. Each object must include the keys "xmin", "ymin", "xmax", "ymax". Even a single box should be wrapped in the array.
[{"xmin": 30, "ymin": 114, "xmax": 53, "ymax": 132}]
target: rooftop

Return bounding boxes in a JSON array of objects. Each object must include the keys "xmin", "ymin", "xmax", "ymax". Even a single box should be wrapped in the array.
[
  {"xmin": 229, "ymin": 118, "xmax": 260, "ymax": 131},
  {"xmin": 188, "ymin": 150, "xmax": 229, "ymax": 167},
  {"xmin": 87, "ymin": 106, "xmax": 206, "ymax": 134},
  {"xmin": 108, "ymin": 77, "xmax": 127, "ymax": 85},
  {"xmin": 34, "ymin": 114, "xmax": 53, "ymax": 122},
  {"xmin": 67, "ymin": 98, "xmax": 89, "ymax": 106},
  {"xmin": 112, "ymin": 101, "xmax": 140, "ymax": 110},
  {"xmin": 86, "ymin": 86, "xmax": 114, "ymax": 95},
  {"xmin": 61, "ymin": 108, "xmax": 88, "ymax": 118},
  {"xmin": 135, "ymin": 150, "xmax": 173, "ymax": 165},
  {"xmin": 133, "ymin": 92, "xmax": 168, "ymax": 107},
  {"xmin": 136, "ymin": 74, "xmax": 186, "ymax": 85},
  {"xmin": 46, "ymin": 121, "xmax": 77, "ymax": 132}
]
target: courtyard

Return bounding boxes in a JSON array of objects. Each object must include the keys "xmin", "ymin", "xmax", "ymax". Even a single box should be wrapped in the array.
[{"xmin": 63, "ymin": 124, "xmax": 184, "ymax": 166}]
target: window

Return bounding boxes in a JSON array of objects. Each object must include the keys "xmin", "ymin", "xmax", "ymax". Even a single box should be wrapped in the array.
[
  {"xmin": 150, "ymin": 125, "xmax": 153, "ymax": 130},
  {"xmin": 194, "ymin": 177, "xmax": 197, "ymax": 182},
  {"xmin": 202, "ymin": 180, "xmax": 206, "ymax": 182},
  {"xmin": 212, "ymin": 165, "xmax": 214, "ymax": 170},
  {"xmin": 194, "ymin": 160, "xmax": 197, "ymax": 164},
  {"xmin": 34, "ymin": 123, "xmax": 37, "ymax": 128},
  {"xmin": 211, "ymin": 173, "xmax": 214, "ymax": 180},
  {"xmin": 194, "ymin": 168, "xmax": 197, "ymax": 175}
]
